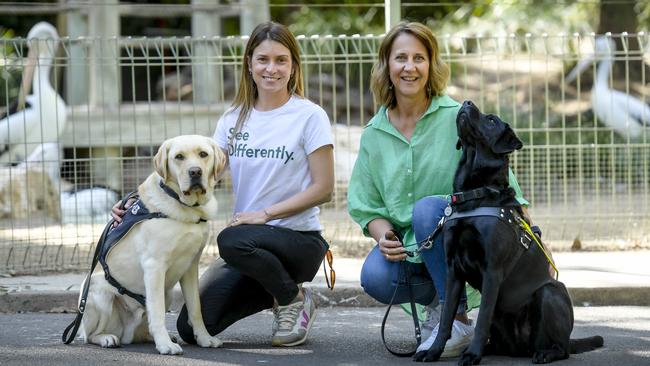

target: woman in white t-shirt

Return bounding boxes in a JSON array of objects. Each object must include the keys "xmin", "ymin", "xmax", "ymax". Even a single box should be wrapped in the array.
[{"xmin": 175, "ymin": 21, "xmax": 334, "ymax": 347}]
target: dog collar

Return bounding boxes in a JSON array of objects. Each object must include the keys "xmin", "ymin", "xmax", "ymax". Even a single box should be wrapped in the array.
[
  {"xmin": 450, "ymin": 186, "xmax": 502, "ymax": 205},
  {"xmin": 159, "ymin": 180, "xmax": 200, "ymax": 207}
]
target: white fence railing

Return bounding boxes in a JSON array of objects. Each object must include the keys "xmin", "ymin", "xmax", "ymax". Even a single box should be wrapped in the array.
[{"xmin": 1, "ymin": 32, "xmax": 649, "ymax": 273}]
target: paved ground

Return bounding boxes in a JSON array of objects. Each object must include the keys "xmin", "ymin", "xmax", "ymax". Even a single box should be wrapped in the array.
[{"xmin": 0, "ymin": 306, "xmax": 648, "ymax": 366}]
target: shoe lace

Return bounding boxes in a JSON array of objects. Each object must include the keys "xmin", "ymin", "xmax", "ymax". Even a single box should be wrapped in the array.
[{"xmin": 276, "ymin": 302, "xmax": 302, "ymax": 331}]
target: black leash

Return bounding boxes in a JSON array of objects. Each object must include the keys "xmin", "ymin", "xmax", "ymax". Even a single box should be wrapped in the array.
[
  {"xmin": 61, "ymin": 214, "xmax": 115, "ymax": 344},
  {"xmin": 61, "ymin": 192, "xmax": 137, "ymax": 344},
  {"xmin": 381, "ymin": 260, "xmax": 421, "ymax": 356},
  {"xmin": 380, "ymin": 230, "xmax": 423, "ymax": 357}
]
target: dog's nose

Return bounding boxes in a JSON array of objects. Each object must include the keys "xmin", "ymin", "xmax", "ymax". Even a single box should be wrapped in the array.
[
  {"xmin": 189, "ymin": 167, "xmax": 202, "ymax": 178},
  {"xmin": 463, "ymin": 100, "xmax": 474, "ymax": 107}
]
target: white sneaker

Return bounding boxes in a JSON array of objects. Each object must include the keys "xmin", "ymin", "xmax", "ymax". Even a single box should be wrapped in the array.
[
  {"xmin": 271, "ymin": 288, "xmax": 316, "ymax": 347},
  {"xmin": 420, "ymin": 304, "xmax": 440, "ymax": 341},
  {"xmin": 417, "ymin": 319, "xmax": 474, "ymax": 358}
]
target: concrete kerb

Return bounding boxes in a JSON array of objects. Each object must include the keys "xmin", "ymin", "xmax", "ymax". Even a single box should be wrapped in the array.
[
  {"xmin": 1, "ymin": 287, "xmax": 650, "ymax": 314},
  {"xmin": 1, "ymin": 252, "xmax": 650, "ymax": 313}
]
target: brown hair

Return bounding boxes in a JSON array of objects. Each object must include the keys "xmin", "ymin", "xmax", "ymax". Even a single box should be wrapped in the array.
[
  {"xmin": 370, "ymin": 22, "xmax": 449, "ymax": 109},
  {"xmin": 229, "ymin": 21, "xmax": 304, "ymax": 136}
]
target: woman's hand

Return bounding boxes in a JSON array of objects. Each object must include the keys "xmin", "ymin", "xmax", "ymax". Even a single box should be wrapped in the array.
[
  {"xmin": 110, "ymin": 197, "xmax": 137, "ymax": 228},
  {"xmin": 378, "ymin": 230, "xmax": 407, "ymax": 262},
  {"xmin": 229, "ymin": 210, "xmax": 270, "ymax": 227}
]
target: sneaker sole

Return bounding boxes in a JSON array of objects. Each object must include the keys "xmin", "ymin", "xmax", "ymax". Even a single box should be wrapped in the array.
[
  {"xmin": 440, "ymin": 336, "xmax": 472, "ymax": 358},
  {"xmin": 272, "ymin": 310, "xmax": 316, "ymax": 347}
]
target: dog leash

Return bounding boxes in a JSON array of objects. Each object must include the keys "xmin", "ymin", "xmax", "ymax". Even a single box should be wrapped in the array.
[
  {"xmin": 62, "ymin": 214, "xmax": 115, "ymax": 344},
  {"xmin": 62, "ymin": 191, "xmax": 143, "ymax": 344},
  {"xmin": 516, "ymin": 217, "xmax": 558, "ymax": 280},
  {"xmin": 381, "ymin": 260, "xmax": 422, "ymax": 357},
  {"xmin": 380, "ymin": 230, "xmax": 422, "ymax": 357}
]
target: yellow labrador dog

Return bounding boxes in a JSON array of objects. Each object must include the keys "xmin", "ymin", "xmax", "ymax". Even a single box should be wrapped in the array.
[{"xmin": 79, "ymin": 135, "xmax": 225, "ymax": 355}]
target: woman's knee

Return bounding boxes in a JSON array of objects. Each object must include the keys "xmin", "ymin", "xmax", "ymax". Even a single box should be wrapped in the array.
[
  {"xmin": 360, "ymin": 247, "xmax": 396, "ymax": 303},
  {"xmin": 412, "ymin": 196, "xmax": 448, "ymax": 241},
  {"xmin": 216, "ymin": 226, "xmax": 252, "ymax": 261}
]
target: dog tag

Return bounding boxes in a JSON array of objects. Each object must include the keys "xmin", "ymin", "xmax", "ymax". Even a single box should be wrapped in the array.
[{"xmin": 444, "ymin": 205, "xmax": 452, "ymax": 216}]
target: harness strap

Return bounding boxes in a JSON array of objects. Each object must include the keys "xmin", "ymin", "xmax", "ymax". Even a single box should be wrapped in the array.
[{"xmin": 103, "ymin": 271, "xmax": 146, "ymax": 306}]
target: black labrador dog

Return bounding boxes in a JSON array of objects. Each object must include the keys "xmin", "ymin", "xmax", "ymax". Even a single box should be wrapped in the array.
[{"xmin": 414, "ymin": 100, "xmax": 603, "ymax": 365}]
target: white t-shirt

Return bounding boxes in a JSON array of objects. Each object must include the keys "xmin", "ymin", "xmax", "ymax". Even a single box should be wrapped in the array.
[{"xmin": 213, "ymin": 96, "xmax": 334, "ymax": 231}]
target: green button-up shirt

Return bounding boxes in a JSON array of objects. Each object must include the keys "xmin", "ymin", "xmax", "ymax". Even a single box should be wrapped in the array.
[{"xmin": 347, "ymin": 95, "xmax": 528, "ymax": 262}]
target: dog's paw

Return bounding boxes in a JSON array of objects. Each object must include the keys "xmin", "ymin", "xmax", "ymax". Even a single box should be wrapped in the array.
[
  {"xmin": 98, "ymin": 334, "xmax": 120, "ymax": 348},
  {"xmin": 196, "ymin": 334, "xmax": 223, "ymax": 348},
  {"xmin": 156, "ymin": 341, "xmax": 184, "ymax": 355},
  {"xmin": 413, "ymin": 350, "xmax": 428, "ymax": 362},
  {"xmin": 458, "ymin": 351, "xmax": 481, "ymax": 366},
  {"xmin": 532, "ymin": 349, "xmax": 566, "ymax": 364},
  {"xmin": 413, "ymin": 349, "xmax": 441, "ymax": 362}
]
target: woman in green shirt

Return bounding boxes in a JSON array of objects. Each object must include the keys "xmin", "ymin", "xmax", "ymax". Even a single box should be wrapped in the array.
[{"xmin": 347, "ymin": 22, "xmax": 529, "ymax": 357}]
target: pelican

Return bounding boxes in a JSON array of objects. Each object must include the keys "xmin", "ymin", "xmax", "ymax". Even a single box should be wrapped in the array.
[
  {"xmin": 0, "ymin": 22, "xmax": 67, "ymax": 164},
  {"xmin": 18, "ymin": 142, "xmax": 119, "ymax": 224},
  {"xmin": 566, "ymin": 36, "xmax": 650, "ymax": 140}
]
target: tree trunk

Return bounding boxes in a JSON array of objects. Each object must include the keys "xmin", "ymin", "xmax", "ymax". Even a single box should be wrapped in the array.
[{"xmin": 597, "ymin": 0, "xmax": 642, "ymax": 80}]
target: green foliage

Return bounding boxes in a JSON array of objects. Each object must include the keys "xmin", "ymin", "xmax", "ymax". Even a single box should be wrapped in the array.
[
  {"xmin": 430, "ymin": 0, "xmax": 598, "ymax": 37},
  {"xmin": 0, "ymin": 27, "xmax": 22, "ymax": 109},
  {"xmin": 271, "ymin": 0, "xmax": 384, "ymax": 36}
]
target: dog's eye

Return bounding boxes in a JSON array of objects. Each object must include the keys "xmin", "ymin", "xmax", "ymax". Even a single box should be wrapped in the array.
[
  {"xmin": 199, "ymin": 151, "xmax": 208, "ymax": 158},
  {"xmin": 175, "ymin": 154, "xmax": 184, "ymax": 160}
]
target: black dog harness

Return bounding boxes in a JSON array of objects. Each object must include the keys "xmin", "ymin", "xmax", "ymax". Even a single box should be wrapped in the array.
[{"xmin": 99, "ymin": 198, "xmax": 167, "ymax": 307}]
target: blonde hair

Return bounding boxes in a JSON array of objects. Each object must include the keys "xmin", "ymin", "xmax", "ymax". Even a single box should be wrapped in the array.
[
  {"xmin": 370, "ymin": 22, "xmax": 449, "ymax": 109},
  {"xmin": 230, "ymin": 21, "xmax": 304, "ymax": 136}
]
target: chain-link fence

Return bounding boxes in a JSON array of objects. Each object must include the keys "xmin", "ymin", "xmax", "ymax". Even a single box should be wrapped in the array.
[{"xmin": 1, "ymin": 31, "xmax": 649, "ymax": 274}]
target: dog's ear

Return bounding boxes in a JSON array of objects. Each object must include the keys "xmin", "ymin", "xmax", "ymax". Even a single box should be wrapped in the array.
[
  {"xmin": 153, "ymin": 140, "xmax": 169, "ymax": 181},
  {"xmin": 209, "ymin": 139, "xmax": 227, "ymax": 186},
  {"xmin": 491, "ymin": 123, "xmax": 523, "ymax": 154}
]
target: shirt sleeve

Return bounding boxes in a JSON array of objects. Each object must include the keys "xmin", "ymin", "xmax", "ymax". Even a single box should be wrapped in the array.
[
  {"xmin": 212, "ymin": 113, "xmax": 229, "ymax": 150},
  {"xmin": 347, "ymin": 136, "xmax": 390, "ymax": 237},
  {"xmin": 303, "ymin": 106, "xmax": 334, "ymax": 155},
  {"xmin": 508, "ymin": 169, "xmax": 530, "ymax": 206}
]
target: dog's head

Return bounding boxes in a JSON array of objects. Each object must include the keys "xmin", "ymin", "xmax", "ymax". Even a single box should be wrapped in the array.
[
  {"xmin": 153, "ymin": 135, "xmax": 226, "ymax": 206},
  {"xmin": 456, "ymin": 100, "xmax": 523, "ymax": 155}
]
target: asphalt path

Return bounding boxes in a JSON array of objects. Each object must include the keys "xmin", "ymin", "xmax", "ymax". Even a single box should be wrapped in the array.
[{"xmin": 0, "ymin": 306, "xmax": 648, "ymax": 366}]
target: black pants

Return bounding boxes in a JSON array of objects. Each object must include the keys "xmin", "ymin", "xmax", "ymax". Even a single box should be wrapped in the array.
[{"xmin": 176, "ymin": 224, "xmax": 328, "ymax": 343}]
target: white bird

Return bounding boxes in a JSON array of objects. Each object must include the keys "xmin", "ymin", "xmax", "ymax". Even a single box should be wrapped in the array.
[
  {"xmin": 18, "ymin": 142, "xmax": 118, "ymax": 224},
  {"xmin": 60, "ymin": 187, "xmax": 119, "ymax": 224},
  {"xmin": 17, "ymin": 142, "xmax": 61, "ymax": 186},
  {"xmin": 566, "ymin": 36, "xmax": 650, "ymax": 140},
  {"xmin": 0, "ymin": 22, "xmax": 67, "ymax": 164}
]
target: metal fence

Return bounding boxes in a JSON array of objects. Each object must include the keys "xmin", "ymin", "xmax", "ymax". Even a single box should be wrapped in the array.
[{"xmin": 1, "ymin": 32, "xmax": 649, "ymax": 274}]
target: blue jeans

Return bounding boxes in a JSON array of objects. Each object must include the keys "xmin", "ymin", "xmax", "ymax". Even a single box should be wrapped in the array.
[{"xmin": 360, "ymin": 196, "xmax": 467, "ymax": 313}]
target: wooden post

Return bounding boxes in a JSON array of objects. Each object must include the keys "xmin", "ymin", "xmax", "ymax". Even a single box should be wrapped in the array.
[
  {"xmin": 87, "ymin": 0, "xmax": 122, "ymax": 191},
  {"xmin": 87, "ymin": 0, "xmax": 120, "ymax": 108},
  {"xmin": 191, "ymin": 0, "xmax": 221, "ymax": 105},
  {"xmin": 384, "ymin": 0, "xmax": 400, "ymax": 33},
  {"xmin": 240, "ymin": 0, "xmax": 270, "ymax": 36},
  {"xmin": 63, "ymin": 0, "xmax": 89, "ymax": 106}
]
